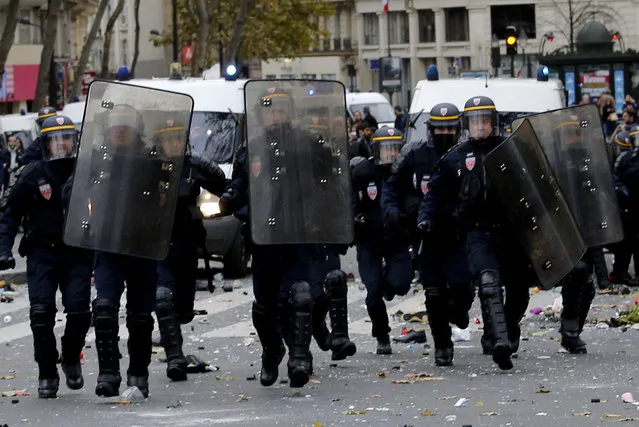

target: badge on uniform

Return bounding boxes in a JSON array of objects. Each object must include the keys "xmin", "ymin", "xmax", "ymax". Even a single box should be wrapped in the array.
[
  {"xmin": 358, "ymin": 190, "xmax": 363, "ymax": 201},
  {"xmin": 251, "ymin": 158, "xmax": 262, "ymax": 177},
  {"xmin": 367, "ymin": 182, "xmax": 377, "ymax": 200},
  {"xmin": 412, "ymin": 173, "xmax": 417, "ymax": 189},
  {"xmin": 421, "ymin": 175, "xmax": 430, "ymax": 195},
  {"xmin": 55, "ymin": 117, "xmax": 65, "ymax": 126},
  {"xmin": 465, "ymin": 153, "xmax": 476, "ymax": 171},
  {"xmin": 440, "ymin": 107, "xmax": 448, "ymax": 116},
  {"xmin": 39, "ymin": 183, "xmax": 52, "ymax": 200},
  {"xmin": 388, "ymin": 129, "xmax": 395, "ymax": 136}
]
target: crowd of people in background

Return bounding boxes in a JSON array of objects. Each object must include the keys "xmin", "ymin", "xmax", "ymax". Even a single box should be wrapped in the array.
[{"xmin": 575, "ymin": 91, "xmax": 639, "ymax": 139}]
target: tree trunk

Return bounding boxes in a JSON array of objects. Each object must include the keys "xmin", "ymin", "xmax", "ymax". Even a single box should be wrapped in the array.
[
  {"xmin": 568, "ymin": 0, "xmax": 574, "ymax": 53},
  {"xmin": 130, "ymin": 0, "xmax": 141, "ymax": 77},
  {"xmin": 194, "ymin": 0, "xmax": 213, "ymax": 74},
  {"xmin": 0, "ymin": 0, "xmax": 21, "ymax": 94},
  {"xmin": 70, "ymin": 0, "xmax": 109, "ymax": 98},
  {"xmin": 100, "ymin": 0, "xmax": 125, "ymax": 78},
  {"xmin": 33, "ymin": 0, "xmax": 63, "ymax": 108},
  {"xmin": 224, "ymin": 0, "xmax": 257, "ymax": 65}
]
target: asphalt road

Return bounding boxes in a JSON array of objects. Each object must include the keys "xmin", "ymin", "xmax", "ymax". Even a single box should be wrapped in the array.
[{"xmin": 0, "ymin": 250, "xmax": 638, "ymax": 427}]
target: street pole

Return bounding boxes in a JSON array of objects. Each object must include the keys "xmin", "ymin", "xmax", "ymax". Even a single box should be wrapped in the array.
[
  {"xmin": 510, "ymin": 54, "xmax": 515, "ymax": 78},
  {"xmin": 386, "ymin": 13, "xmax": 393, "ymax": 105},
  {"xmin": 218, "ymin": 2, "xmax": 223, "ymax": 78},
  {"xmin": 172, "ymin": 0, "xmax": 178, "ymax": 62}
]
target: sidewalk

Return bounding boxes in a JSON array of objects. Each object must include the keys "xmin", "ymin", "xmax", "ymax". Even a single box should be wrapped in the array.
[{"xmin": 0, "ymin": 234, "xmax": 26, "ymax": 284}]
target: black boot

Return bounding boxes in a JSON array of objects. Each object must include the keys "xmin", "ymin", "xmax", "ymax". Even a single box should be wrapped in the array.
[
  {"xmin": 287, "ymin": 281, "xmax": 313, "ymax": 388},
  {"xmin": 367, "ymin": 294, "xmax": 391, "ymax": 355},
  {"xmin": 126, "ymin": 312, "xmax": 154, "ymax": 398},
  {"xmin": 478, "ymin": 271, "xmax": 512, "ymax": 370},
  {"xmin": 155, "ymin": 287, "xmax": 187, "ymax": 382},
  {"xmin": 325, "ymin": 270, "xmax": 356, "ymax": 361},
  {"xmin": 561, "ymin": 318, "xmax": 587, "ymax": 354},
  {"xmin": 61, "ymin": 312, "xmax": 91, "ymax": 390},
  {"xmin": 505, "ymin": 284, "xmax": 529, "ymax": 355},
  {"xmin": 376, "ymin": 335, "xmax": 392, "ymax": 355},
  {"xmin": 252, "ymin": 302, "xmax": 285, "ymax": 387},
  {"xmin": 425, "ymin": 285, "xmax": 454, "ymax": 366},
  {"xmin": 578, "ymin": 277, "xmax": 596, "ymax": 333},
  {"xmin": 93, "ymin": 299, "xmax": 122, "ymax": 397},
  {"xmin": 561, "ymin": 261, "xmax": 589, "ymax": 354},
  {"xmin": 311, "ymin": 293, "xmax": 331, "ymax": 352},
  {"xmin": 30, "ymin": 304, "xmax": 60, "ymax": 399}
]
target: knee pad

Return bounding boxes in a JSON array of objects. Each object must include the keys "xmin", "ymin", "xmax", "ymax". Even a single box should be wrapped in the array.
[
  {"xmin": 583, "ymin": 277, "xmax": 596, "ymax": 302},
  {"xmin": 289, "ymin": 281, "xmax": 313, "ymax": 310},
  {"xmin": 572, "ymin": 260, "xmax": 590, "ymax": 280},
  {"xmin": 324, "ymin": 270, "xmax": 347, "ymax": 298},
  {"xmin": 155, "ymin": 286, "xmax": 174, "ymax": 314},
  {"xmin": 92, "ymin": 298, "xmax": 118, "ymax": 315},
  {"xmin": 478, "ymin": 270, "xmax": 501, "ymax": 299},
  {"xmin": 126, "ymin": 311, "xmax": 154, "ymax": 332},
  {"xmin": 29, "ymin": 304, "xmax": 56, "ymax": 326}
]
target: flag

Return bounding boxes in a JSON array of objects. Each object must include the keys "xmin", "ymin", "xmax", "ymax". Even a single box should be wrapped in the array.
[{"xmin": 382, "ymin": 0, "xmax": 389, "ymax": 13}]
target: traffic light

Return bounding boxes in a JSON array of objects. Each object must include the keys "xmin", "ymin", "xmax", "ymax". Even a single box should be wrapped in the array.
[
  {"xmin": 612, "ymin": 32, "xmax": 620, "ymax": 40},
  {"xmin": 505, "ymin": 26, "xmax": 518, "ymax": 56}
]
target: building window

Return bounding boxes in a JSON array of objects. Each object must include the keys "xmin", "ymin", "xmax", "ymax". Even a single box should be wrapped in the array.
[
  {"xmin": 447, "ymin": 56, "xmax": 471, "ymax": 75},
  {"xmin": 490, "ymin": 5, "xmax": 536, "ymax": 40},
  {"xmin": 301, "ymin": 74, "xmax": 317, "ymax": 79},
  {"xmin": 18, "ymin": 9, "xmax": 31, "ymax": 44},
  {"xmin": 321, "ymin": 73, "xmax": 337, "ymax": 80},
  {"xmin": 121, "ymin": 39, "xmax": 127, "ymax": 66},
  {"xmin": 388, "ymin": 11, "xmax": 409, "ymax": 44},
  {"xmin": 445, "ymin": 8, "xmax": 469, "ymax": 42},
  {"xmin": 418, "ymin": 10, "xmax": 436, "ymax": 43},
  {"xmin": 265, "ymin": 74, "xmax": 277, "ymax": 79},
  {"xmin": 281, "ymin": 74, "xmax": 297, "ymax": 79},
  {"xmin": 363, "ymin": 13, "xmax": 379, "ymax": 46}
]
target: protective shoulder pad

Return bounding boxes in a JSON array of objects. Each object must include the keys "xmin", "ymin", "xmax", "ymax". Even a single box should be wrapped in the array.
[
  {"xmin": 14, "ymin": 163, "xmax": 36, "ymax": 180},
  {"xmin": 349, "ymin": 156, "xmax": 367, "ymax": 168},
  {"xmin": 614, "ymin": 150, "xmax": 629, "ymax": 171},
  {"xmin": 390, "ymin": 140, "xmax": 424, "ymax": 174}
]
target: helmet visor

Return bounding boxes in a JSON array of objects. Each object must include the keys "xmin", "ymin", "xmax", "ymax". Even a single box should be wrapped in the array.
[
  {"xmin": 44, "ymin": 131, "xmax": 77, "ymax": 160},
  {"xmin": 377, "ymin": 139, "xmax": 403, "ymax": 165}
]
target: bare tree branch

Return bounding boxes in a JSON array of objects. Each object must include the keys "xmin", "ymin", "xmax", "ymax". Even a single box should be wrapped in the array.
[
  {"xmin": 130, "ymin": 0, "xmax": 141, "ymax": 77},
  {"xmin": 100, "ymin": 0, "xmax": 125, "ymax": 78},
  {"xmin": 34, "ymin": 0, "xmax": 63, "ymax": 108},
  {"xmin": 225, "ymin": 0, "xmax": 258, "ymax": 65},
  {"xmin": 0, "ymin": 0, "xmax": 21, "ymax": 94}
]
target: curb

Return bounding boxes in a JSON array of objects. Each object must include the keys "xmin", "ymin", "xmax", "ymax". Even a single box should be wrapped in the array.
[{"xmin": 0, "ymin": 270, "xmax": 27, "ymax": 284}]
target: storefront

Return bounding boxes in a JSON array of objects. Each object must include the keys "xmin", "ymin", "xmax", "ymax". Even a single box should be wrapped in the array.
[{"xmin": 0, "ymin": 45, "xmax": 42, "ymax": 114}]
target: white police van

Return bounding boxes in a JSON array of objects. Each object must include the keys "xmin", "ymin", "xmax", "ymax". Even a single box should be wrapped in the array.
[
  {"xmin": 121, "ymin": 71, "xmax": 250, "ymax": 278},
  {"xmin": 346, "ymin": 91, "xmax": 395, "ymax": 128},
  {"xmin": 0, "ymin": 112, "xmax": 38, "ymax": 150},
  {"xmin": 406, "ymin": 65, "xmax": 565, "ymax": 145}
]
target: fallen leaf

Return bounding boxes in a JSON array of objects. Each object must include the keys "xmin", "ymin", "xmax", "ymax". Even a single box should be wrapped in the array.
[
  {"xmin": 481, "ymin": 412, "xmax": 499, "ymax": 416},
  {"xmin": 310, "ymin": 379, "xmax": 321, "ymax": 384},
  {"xmin": 439, "ymin": 396, "xmax": 457, "ymax": 400},
  {"xmin": 0, "ymin": 389, "xmax": 27, "ymax": 397},
  {"xmin": 619, "ymin": 417, "xmax": 639, "ymax": 421},
  {"xmin": 399, "ymin": 359, "xmax": 409, "ymax": 363},
  {"xmin": 371, "ymin": 394, "xmax": 381, "ymax": 398},
  {"xmin": 117, "ymin": 401, "xmax": 132, "ymax": 405},
  {"xmin": 376, "ymin": 371, "xmax": 387, "ymax": 378},
  {"xmin": 236, "ymin": 396, "xmax": 249, "ymax": 402},
  {"xmin": 330, "ymin": 398, "xmax": 340, "ymax": 402},
  {"xmin": 421, "ymin": 409, "xmax": 436, "ymax": 416},
  {"xmin": 405, "ymin": 373, "xmax": 435, "ymax": 379},
  {"xmin": 314, "ymin": 423, "xmax": 324, "ymax": 427},
  {"xmin": 215, "ymin": 376, "xmax": 235, "ymax": 381},
  {"xmin": 391, "ymin": 380, "xmax": 415, "ymax": 384},
  {"xmin": 535, "ymin": 389, "xmax": 551, "ymax": 394},
  {"xmin": 341, "ymin": 410, "xmax": 367, "ymax": 415},
  {"xmin": 531, "ymin": 331, "xmax": 548, "ymax": 337},
  {"xmin": 604, "ymin": 413, "xmax": 621, "ymax": 418},
  {"xmin": 572, "ymin": 412, "xmax": 591, "ymax": 416},
  {"xmin": 475, "ymin": 401, "xmax": 484, "ymax": 407},
  {"xmin": 0, "ymin": 375, "xmax": 16, "ymax": 380}
]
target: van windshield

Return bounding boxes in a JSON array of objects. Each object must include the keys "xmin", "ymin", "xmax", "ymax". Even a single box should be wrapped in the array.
[
  {"xmin": 189, "ymin": 111, "xmax": 237, "ymax": 164},
  {"xmin": 350, "ymin": 103, "xmax": 395, "ymax": 123},
  {"xmin": 499, "ymin": 112, "xmax": 535, "ymax": 134},
  {"xmin": 404, "ymin": 111, "xmax": 429, "ymax": 145}
]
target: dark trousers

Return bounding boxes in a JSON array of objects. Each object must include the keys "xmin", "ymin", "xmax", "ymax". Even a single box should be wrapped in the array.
[
  {"xmin": 356, "ymin": 242, "xmax": 412, "ymax": 338},
  {"xmin": 157, "ymin": 244, "xmax": 198, "ymax": 324}
]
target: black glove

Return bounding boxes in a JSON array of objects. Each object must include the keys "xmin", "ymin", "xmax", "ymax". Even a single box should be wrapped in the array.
[
  {"xmin": 385, "ymin": 210, "xmax": 406, "ymax": 234},
  {"xmin": 219, "ymin": 189, "xmax": 238, "ymax": 216},
  {"xmin": 417, "ymin": 220, "xmax": 432, "ymax": 234},
  {"xmin": 354, "ymin": 213, "xmax": 365, "ymax": 224},
  {"xmin": 0, "ymin": 255, "xmax": 15, "ymax": 271}
]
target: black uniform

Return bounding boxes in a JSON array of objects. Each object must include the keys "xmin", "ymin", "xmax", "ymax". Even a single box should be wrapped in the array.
[
  {"xmin": 0, "ymin": 115, "xmax": 92, "ymax": 398},
  {"xmin": 352, "ymin": 127, "xmax": 412, "ymax": 355},
  {"xmin": 383, "ymin": 103, "xmax": 473, "ymax": 366},
  {"xmin": 419, "ymin": 96, "xmax": 532, "ymax": 370}
]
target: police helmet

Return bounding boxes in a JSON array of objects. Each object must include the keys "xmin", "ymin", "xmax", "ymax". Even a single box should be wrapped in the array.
[
  {"xmin": 106, "ymin": 104, "xmax": 143, "ymax": 131},
  {"xmin": 370, "ymin": 126, "xmax": 404, "ymax": 165},
  {"xmin": 153, "ymin": 118, "xmax": 187, "ymax": 156},
  {"xmin": 255, "ymin": 86, "xmax": 294, "ymax": 126},
  {"xmin": 40, "ymin": 115, "xmax": 78, "ymax": 161},
  {"xmin": 36, "ymin": 106, "xmax": 58, "ymax": 129},
  {"xmin": 553, "ymin": 116, "xmax": 582, "ymax": 145},
  {"xmin": 628, "ymin": 124, "xmax": 639, "ymax": 147},
  {"xmin": 428, "ymin": 102, "xmax": 461, "ymax": 152},
  {"xmin": 462, "ymin": 96, "xmax": 499, "ymax": 140},
  {"xmin": 614, "ymin": 130, "xmax": 632, "ymax": 153}
]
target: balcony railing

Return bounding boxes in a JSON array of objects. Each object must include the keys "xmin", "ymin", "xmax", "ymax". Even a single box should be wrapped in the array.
[{"xmin": 312, "ymin": 38, "xmax": 358, "ymax": 54}]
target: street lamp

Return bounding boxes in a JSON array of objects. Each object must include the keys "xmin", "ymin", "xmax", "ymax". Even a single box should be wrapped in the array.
[
  {"xmin": 539, "ymin": 32, "xmax": 554, "ymax": 55},
  {"xmin": 612, "ymin": 31, "xmax": 625, "ymax": 53},
  {"xmin": 18, "ymin": 18, "xmax": 57, "ymax": 109},
  {"xmin": 491, "ymin": 34, "xmax": 500, "ymax": 77}
]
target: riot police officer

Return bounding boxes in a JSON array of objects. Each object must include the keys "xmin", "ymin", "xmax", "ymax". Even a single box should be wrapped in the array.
[
  {"xmin": 84, "ymin": 105, "xmax": 173, "ymax": 398},
  {"xmin": 154, "ymin": 119, "xmax": 227, "ymax": 381},
  {"xmin": 0, "ymin": 115, "xmax": 92, "ymax": 398},
  {"xmin": 382, "ymin": 103, "xmax": 473, "ymax": 366},
  {"xmin": 351, "ymin": 127, "xmax": 413, "ymax": 355},
  {"xmin": 419, "ymin": 96, "xmax": 532, "ymax": 370},
  {"xmin": 219, "ymin": 86, "xmax": 317, "ymax": 388},
  {"xmin": 22, "ymin": 106, "xmax": 57, "ymax": 165}
]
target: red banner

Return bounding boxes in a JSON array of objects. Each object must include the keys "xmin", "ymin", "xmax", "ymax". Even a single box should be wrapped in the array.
[{"xmin": 182, "ymin": 45, "xmax": 194, "ymax": 65}]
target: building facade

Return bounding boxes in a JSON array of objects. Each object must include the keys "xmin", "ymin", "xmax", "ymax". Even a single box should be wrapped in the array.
[{"xmin": 261, "ymin": 0, "xmax": 635, "ymax": 108}]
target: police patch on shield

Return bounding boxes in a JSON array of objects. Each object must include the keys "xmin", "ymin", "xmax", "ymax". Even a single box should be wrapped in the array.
[
  {"xmin": 421, "ymin": 176, "xmax": 430, "ymax": 195},
  {"xmin": 465, "ymin": 154, "xmax": 476, "ymax": 171},
  {"xmin": 250, "ymin": 158, "xmax": 262, "ymax": 177},
  {"xmin": 56, "ymin": 117, "xmax": 65, "ymax": 125},
  {"xmin": 473, "ymin": 98, "xmax": 481, "ymax": 106},
  {"xmin": 166, "ymin": 119, "xmax": 174, "ymax": 127},
  {"xmin": 39, "ymin": 183, "xmax": 52, "ymax": 200},
  {"xmin": 367, "ymin": 182, "xmax": 377, "ymax": 200},
  {"xmin": 440, "ymin": 107, "xmax": 448, "ymax": 116},
  {"xmin": 267, "ymin": 87, "xmax": 276, "ymax": 94}
]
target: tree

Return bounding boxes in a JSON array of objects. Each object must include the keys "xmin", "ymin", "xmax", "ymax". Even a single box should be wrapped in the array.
[
  {"xmin": 547, "ymin": 0, "xmax": 594, "ymax": 53},
  {"xmin": 130, "ymin": 0, "xmax": 141, "ymax": 77},
  {"xmin": 160, "ymin": 0, "xmax": 333, "ymax": 74},
  {"xmin": 100, "ymin": 0, "xmax": 125, "ymax": 78},
  {"xmin": 34, "ymin": 0, "xmax": 63, "ymax": 108},
  {"xmin": 70, "ymin": 0, "xmax": 109, "ymax": 98},
  {"xmin": 192, "ymin": 0, "xmax": 216, "ymax": 73},
  {"xmin": 0, "ymin": 0, "xmax": 21, "ymax": 93}
]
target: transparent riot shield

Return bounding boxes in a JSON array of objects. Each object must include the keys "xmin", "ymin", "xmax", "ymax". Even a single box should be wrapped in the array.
[
  {"xmin": 512, "ymin": 105, "xmax": 623, "ymax": 247},
  {"xmin": 484, "ymin": 119, "xmax": 587, "ymax": 289},
  {"xmin": 243, "ymin": 79, "xmax": 353, "ymax": 245},
  {"xmin": 63, "ymin": 80, "xmax": 194, "ymax": 260}
]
